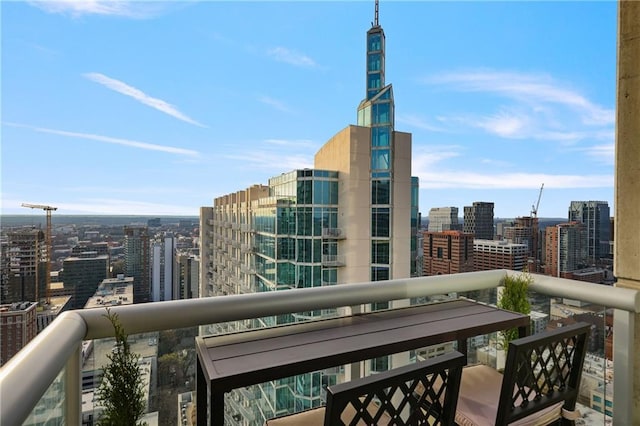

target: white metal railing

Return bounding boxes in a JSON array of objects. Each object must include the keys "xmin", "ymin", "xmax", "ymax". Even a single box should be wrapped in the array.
[{"xmin": 1, "ymin": 270, "xmax": 639, "ymax": 425}]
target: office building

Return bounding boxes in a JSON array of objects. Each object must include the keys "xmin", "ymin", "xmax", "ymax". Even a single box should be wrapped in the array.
[
  {"xmin": 504, "ymin": 216, "xmax": 542, "ymax": 271},
  {"xmin": 0, "ymin": 301, "xmax": 37, "ymax": 366},
  {"xmin": 427, "ymin": 207, "xmax": 461, "ymax": 232},
  {"xmin": 124, "ymin": 226, "xmax": 151, "ymax": 303},
  {"xmin": 568, "ymin": 201, "xmax": 611, "ymax": 264},
  {"xmin": 545, "ymin": 222, "xmax": 588, "ymax": 278},
  {"xmin": 2, "ymin": 229, "xmax": 46, "ymax": 304},
  {"xmin": 174, "ymin": 253, "xmax": 199, "ymax": 299},
  {"xmin": 199, "ymin": 5, "xmax": 417, "ymax": 422},
  {"xmin": 473, "ymin": 239, "xmax": 528, "ymax": 271},
  {"xmin": 464, "ymin": 202, "xmax": 494, "ymax": 240},
  {"xmin": 151, "ymin": 233, "xmax": 175, "ymax": 302},
  {"xmin": 36, "ymin": 295, "xmax": 72, "ymax": 333},
  {"xmin": 422, "ymin": 230, "xmax": 474, "ymax": 276},
  {"xmin": 60, "ymin": 252, "xmax": 109, "ymax": 309}
]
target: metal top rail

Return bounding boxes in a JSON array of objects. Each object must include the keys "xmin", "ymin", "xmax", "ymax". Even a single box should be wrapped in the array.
[{"xmin": 1, "ymin": 269, "xmax": 638, "ymax": 425}]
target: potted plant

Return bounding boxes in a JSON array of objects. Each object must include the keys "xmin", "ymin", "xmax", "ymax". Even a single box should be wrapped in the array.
[
  {"xmin": 96, "ymin": 308, "xmax": 147, "ymax": 426},
  {"xmin": 496, "ymin": 273, "xmax": 532, "ymax": 367}
]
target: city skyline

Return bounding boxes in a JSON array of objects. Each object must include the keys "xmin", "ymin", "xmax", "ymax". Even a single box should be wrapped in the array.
[{"xmin": 2, "ymin": 1, "xmax": 616, "ymax": 218}]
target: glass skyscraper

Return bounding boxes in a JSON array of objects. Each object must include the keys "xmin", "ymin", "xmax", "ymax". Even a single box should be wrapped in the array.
[{"xmin": 199, "ymin": 3, "xmax": 418, "ymax": 423}]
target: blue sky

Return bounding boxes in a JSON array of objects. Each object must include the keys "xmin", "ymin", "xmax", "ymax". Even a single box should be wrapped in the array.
[{"xmin": 2, "ymin": 1, "xmax": 617, "ymax": 218}]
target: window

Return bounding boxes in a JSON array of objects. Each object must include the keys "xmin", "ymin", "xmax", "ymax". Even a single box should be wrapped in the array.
[
  {"xmin": 371, "ymin": 240, "xmax": 389, "ymax": 264},
  {"xmin": 371, "ymin": 179, "xmax": 390, "ymax": 204},
  {"xmin": 372, "ymin": 103, "xmax": 390, "ymax": 124},
  {"xmin": 368, "ymin": 53, "xmax": 381, "ymax": 71},
  {"xmin": 368, "ymin": 33, "xmax": 381, "ymax": 51},
  {"xmin": 437, "ymin": 247, "xmax": 443, "ymax": 259},
  {"xmin": 371, "ymin": 149, "xmax": 390, "ymax": 170},
  {"xmin": 372, "ymin": 126, "xmax": 390, "ymax": 147},
  {"xmin": 371, "ymin": 208, "xmax": 390, "ymax": 237},
  {"xmin": 367, "ymin": 73, "xmax": 381, "ymax": 90},
  {"xmin": 371, "ymin": 266, "xmax": 389, "ymax": 281}
]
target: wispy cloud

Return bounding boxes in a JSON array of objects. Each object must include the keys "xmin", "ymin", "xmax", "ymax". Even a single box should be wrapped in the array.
[
  {"xmin": 4, "ymin": 122, "xmax": 199, "ymax": 157},
  {"xmin": 426, "ymin": 70, "xmax": 614, "ymax": 125},
  {"xmin": 422, "ymin": 69, "xmax": 614, "ymax": 146},
  {"xmin": 267, "ymin": 47, "xmax": 317, "ymax": 68},
  {"xmin": 411, "ymin": 144, "xmax": 612, "ymax": 190},
  {"xmin": 396, "ymin": 114, "xmax": 444, "ymax": 132},
  {"xmin": 27, "ymin": 1, "xmax": 166, "ymax": 19},
  {"xmin": 415, "ymin": 170, "xmax": 613, "ymax": 190},
  {"xmin": 84, "ymin": 72, "xmax": 206, "ymax": 127},
  {"xmin": 265, "ymin": 139, "xmax": 315, "ymax": 148},
  {"xmin": 258, "ymin": 96, "xmax": 294, "ymax": 113},
  {"xmin": 225, "ymin": 150, "xmax": 313, "ymax": 171},
  {"xmin": 582, "ymin": 144, "xmax": 615, "ymax": 166}
]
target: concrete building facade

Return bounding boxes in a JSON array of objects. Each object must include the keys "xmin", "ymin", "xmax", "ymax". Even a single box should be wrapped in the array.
[
  {"xmin": 151, "ymin": 233, "xmax": 175, "ymax": 302},
  {"xmin": 427, "ymin": 207, "xmax": 461, "ymax": 232},
  {"xmin": 464, "ymin": 202, "xmax": 494, "ymax": 240},
  {"xmin": 422, "ymin": 230, "xmax": 474, "ymax": 276},
  {"xmin": 473, "ymin": 239, "xmax": 528, "ymax": 271}
]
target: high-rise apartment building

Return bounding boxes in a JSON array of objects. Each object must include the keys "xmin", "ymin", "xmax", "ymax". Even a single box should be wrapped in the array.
[
  {"xmin": 568, "ymin": 201, "xmax": 611, "ymax": 264},
  {"xmin": 199, "ymin": 5, "xmax": 417, "ymax": 422},
  {"xmin": 151, "ymin": 233, "xmax": 175, "ymax": 302},
  {"xmin": 60, "ymin": 251, "xmax": 109, "ymax": 309},
  {"xmin": 174, "ymin": 253, "xmax": 199, "ymax": 299},
  {"xmin": 473, "ymin": 239, "xmax": 528, "ymax": 271},
  {"xmin": 464, "ymin": 202, "xmax": 494, "ymax": 240},
  {"xmin": 2, "ymin": 229, "xmax": 46, "ymax": 304},
  {"xmin": 427, "ymin": 207, "xmax": 461, "ymax": 232},
  {"xmin": 422, "ymin": 231, "xmax": 474, "ymax": 276},
  {"xmin": 0, "ymin": 301, "xmax": 37, "ymax": 366},
  {"xmin": 124, "ymin": 226, "xmax": 151, "ymax": 303},
  {"xmin": 504, "ymin": 216, "xmax": 540, "ymax": 269},
  {"xmin": 545, "ymin": 222, "xmax": 588, "ymax": 278}
]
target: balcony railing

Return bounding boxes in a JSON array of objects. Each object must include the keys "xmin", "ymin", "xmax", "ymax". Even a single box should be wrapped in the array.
[{"xmin": 1, "ymin": 270, "xmax": 639, "ymax": 425}]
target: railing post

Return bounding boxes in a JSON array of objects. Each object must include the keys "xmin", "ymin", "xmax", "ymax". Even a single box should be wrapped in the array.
[
  {"xmin": 614, "ymin": 309, "xmax": 634, "ymax": 425},
  {"xmin": 65, "ymin": 343, "xmax": 82, "ymax": 425}
]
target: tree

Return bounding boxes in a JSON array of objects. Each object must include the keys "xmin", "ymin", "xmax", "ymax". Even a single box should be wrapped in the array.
[{"xmin": 96, "ymin": 308, "xmax": 146, "ymax": 426}]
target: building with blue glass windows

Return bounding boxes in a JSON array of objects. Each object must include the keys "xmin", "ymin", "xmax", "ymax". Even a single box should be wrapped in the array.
[{"xmin": 199, "ymin": 3, "xmax": 418, "ymax": 423}]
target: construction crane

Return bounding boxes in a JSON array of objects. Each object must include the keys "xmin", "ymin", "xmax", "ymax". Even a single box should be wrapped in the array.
[
  {"xmin": 21, "ymin": 203, "xmax": 57, "ymax": 304},
  {"xmin": 531, "ymin": 184, "xmax": 544, "ymax": 218}
]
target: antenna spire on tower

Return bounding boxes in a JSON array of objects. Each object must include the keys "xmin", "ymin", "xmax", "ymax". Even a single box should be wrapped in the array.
[{"xmin": 374, "ymin": 0, "xmax": 379, "ymax": 26}]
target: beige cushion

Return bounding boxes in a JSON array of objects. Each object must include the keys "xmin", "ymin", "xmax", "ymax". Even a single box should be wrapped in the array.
[
  {"xmin": 265, "ymin": 407, "xmax": 325, "ymax": 426},
  {"xmin": 265, "ymin": 398, "xmax": 393, "ymax": 425},
  {"xmin": 455, "ymin": 364, "xmax": 562, "ymax": 426}
]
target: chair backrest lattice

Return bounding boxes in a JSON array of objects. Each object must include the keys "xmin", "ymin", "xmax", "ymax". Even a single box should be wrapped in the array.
[
  {"xmin": 496, "ymin": 322, "xmax": 591, "ymax": 426},
  {"xmin": 325, "ymin": 351, "xmax": 465, "ymax": 426}
]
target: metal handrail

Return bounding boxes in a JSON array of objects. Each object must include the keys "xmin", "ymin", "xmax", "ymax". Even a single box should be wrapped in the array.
[{"xmin": 1, "ymin": 269, "xmax": 638, "ymax": 425}]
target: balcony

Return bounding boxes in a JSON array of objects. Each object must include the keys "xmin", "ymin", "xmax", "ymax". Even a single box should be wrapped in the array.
[
  {"xmin": 321, "ymin": 227, "xmax": 345, "ymax": 239},
  {"xmin": 321, "ymin": 254, "xmax": 345, "ymax": 267},
  {"xmin": 1, "ymin": 270, "xmax": 639, "ymax": 425}
]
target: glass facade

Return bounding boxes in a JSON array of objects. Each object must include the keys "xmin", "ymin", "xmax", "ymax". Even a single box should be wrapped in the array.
[{"xmin": 223, "ymin": 169, "xmax": 341, "ymax": 422}]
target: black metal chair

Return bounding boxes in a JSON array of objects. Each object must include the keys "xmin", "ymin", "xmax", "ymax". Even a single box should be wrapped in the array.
[
  {"xmin": 265, "ymin": 350, "xmax": 465, "ymax": 426},
  {"xmin": 455, "ymin": 322, "xmax": 590, "ymax": 426}
]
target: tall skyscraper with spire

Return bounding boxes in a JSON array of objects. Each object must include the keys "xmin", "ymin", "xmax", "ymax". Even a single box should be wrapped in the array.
[{"xmin": 200, "ymin": 2, "xmax": 418, "ymax": 423}]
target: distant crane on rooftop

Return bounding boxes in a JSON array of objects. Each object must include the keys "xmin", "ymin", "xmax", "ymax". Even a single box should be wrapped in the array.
[
  {"xmin": 21, "ymin": 203, "xmax": 57, "ymax": 304},
  {"xmin": 531, "ymin": 184, "xmax": 544, "ymax": 218}
]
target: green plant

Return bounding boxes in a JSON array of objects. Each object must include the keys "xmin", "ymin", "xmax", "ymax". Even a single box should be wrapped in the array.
[
  {"xmin": 96, "ymin": 308, "xmax": 146, "ymax": 426},
  {"xmin": 497, "ymin": 273, "xmax": 532, "ymax": 348}
]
